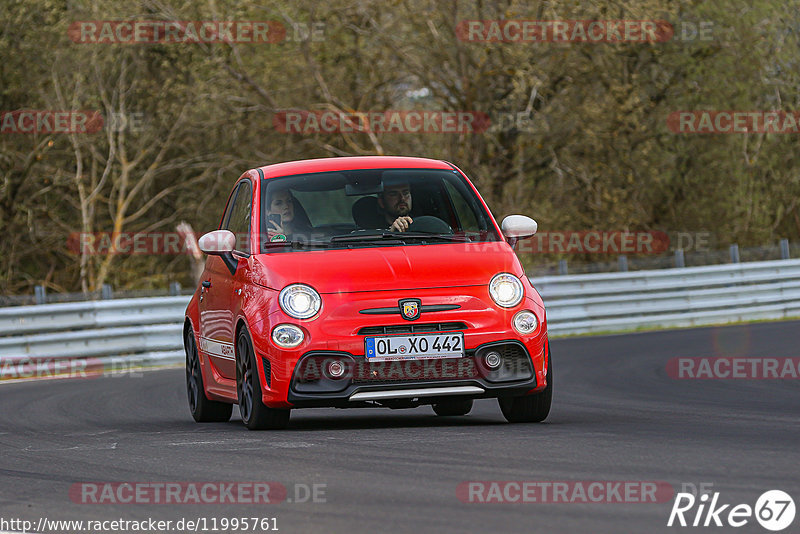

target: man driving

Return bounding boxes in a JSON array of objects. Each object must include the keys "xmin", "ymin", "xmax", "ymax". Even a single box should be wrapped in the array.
[{"xmin": 378, "ymin": 181, "xmax": 413, "ymax": 232}]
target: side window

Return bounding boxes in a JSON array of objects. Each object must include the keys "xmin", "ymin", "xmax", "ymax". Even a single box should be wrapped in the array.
[
  {"xmin": 443, "ymin": 179, "xmax": 479, "ymax": 231},
  {"xmin": 219, "ymin": 185, "xmax": 238, "ymax": 230},
  {"xmin": 226, "ymin": 181, "xmax": 252, "ymax": 253}
]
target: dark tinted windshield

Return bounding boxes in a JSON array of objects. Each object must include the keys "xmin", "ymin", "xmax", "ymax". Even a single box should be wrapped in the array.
[{"xmin": 259, "ymin": 168, "xmax": 499, "ymax": 251}]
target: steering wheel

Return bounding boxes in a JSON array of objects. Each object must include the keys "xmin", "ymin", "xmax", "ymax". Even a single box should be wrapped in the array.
[{"xmin": 407, "ymin": 216, "xmax": 453, "ymax": 234}]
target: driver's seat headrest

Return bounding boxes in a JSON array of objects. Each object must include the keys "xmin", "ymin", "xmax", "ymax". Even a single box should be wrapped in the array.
[{"xmin": 352, "ymin": 196, "xmax": 386, "ymax": 229}]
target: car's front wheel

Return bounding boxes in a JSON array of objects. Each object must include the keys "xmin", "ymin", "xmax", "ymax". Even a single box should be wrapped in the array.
[
  {"xmin": 432, "ymin": 398, "xmax": 473, "ymax": 416},
  {"xmin": 498, "ymin": 348, "xmax": 553, "ymax": 423},
  {"xmin": 236, "ymin": 329, "xmax": 290, "ymax": 430},
  {"xmin": 185, "ymin": 328, "xmax": 233, "ymax": 423}
]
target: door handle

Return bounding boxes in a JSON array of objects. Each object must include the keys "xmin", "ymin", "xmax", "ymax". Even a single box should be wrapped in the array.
[{"xmin": 201, "ymin": 280, "xmax": 211, "ymax": 288}]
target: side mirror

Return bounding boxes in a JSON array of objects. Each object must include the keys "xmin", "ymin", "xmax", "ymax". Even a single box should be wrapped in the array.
[
  {"xmin": 501, "ymin": 215, "xmax": 538, "ymax": 248},
  {"xmin": 198, "ymin": 230, "xmax": 236, "ymax": 255}
]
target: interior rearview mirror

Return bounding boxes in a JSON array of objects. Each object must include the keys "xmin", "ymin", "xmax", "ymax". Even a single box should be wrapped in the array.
[{"xmin": 345, "ymin": 180, "xmax": 384, "ymax": 196}]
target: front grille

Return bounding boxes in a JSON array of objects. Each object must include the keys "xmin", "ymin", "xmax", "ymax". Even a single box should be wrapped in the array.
[
  {"xmin": 489, "ymin": 343, "xmax": 527, "ymax": 363},
  {"xmin": 357, "ymin": 322, "xmax": 468, "ymax": 336},
  {"xmin": 351, "ymin": 342, "xmax": 533, "ymax": 386},
  {"xmin": 351, "ymin": 357, "xmax": 473, "ymax": 385}
]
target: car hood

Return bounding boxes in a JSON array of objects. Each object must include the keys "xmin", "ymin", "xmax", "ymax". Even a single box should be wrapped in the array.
[{"xmin": 250, "ymin": 241, "xmax": 524, "ymax": 293}]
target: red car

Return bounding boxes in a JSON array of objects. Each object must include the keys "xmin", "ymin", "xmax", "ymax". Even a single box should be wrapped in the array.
[{"xmin": 184, "ymin": 156, "xmax": 551, "ymax": 429}]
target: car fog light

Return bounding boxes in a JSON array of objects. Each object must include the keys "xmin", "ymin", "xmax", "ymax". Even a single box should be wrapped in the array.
[
  {"xmin": 326, "ymin": 360, "xmax": 345, "ymax": 378},
  {"xmin": 272, "ymin": 324, "xmax": 304, "ymax": 348},
  {"xmin": 513, "ymin": 310, "xmax": 539, "ymax": 335},
  {"xmin": 484, "ymin": 351, "xmax": 502, "ymax": 370}
]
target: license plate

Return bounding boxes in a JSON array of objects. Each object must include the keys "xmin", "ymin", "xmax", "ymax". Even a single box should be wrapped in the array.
[{"xmin": 365, "ymin": 333, "xmax": 464, "ymax": 361}]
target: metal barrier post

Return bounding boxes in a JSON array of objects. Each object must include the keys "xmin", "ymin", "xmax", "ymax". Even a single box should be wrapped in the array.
[
  {"xmin": 729, "ymin": 244, "xmax": 740, "ymax": 263},
  {"xmin": 675, "ymin": 249, "xmax": 685, "ymax": 268},
  {"xmin": 101, "ymin": 284, "xmax": 113, "ymax": 300},
  {"xmin": 34, "ymin": 285, "xmax": 46, "ymax": 304}
]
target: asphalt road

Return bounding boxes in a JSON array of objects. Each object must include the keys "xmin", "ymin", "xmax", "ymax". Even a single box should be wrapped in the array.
[{"xmin": 1, "ymin": 320, "xmax": 799, "ymax": 534}]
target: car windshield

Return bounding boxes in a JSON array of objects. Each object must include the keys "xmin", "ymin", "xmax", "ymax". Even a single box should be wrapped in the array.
[{"xmin": 259, "ymin": 168, "xmax": 500, "ymax": 251}]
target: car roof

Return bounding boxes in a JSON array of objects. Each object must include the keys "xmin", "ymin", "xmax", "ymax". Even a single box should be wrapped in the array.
[{"xmin": 254, "ymin": 156, "xmax": 454, "ymax": 179}]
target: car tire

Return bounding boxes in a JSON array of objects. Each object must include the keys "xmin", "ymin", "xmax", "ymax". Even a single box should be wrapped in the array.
[
  {"xmin": 432, "ymin": 398, "xmax": 473, "ymax": 416},
  {"xmin": 498, "ymin": 348, "xmax": 553, "ymax": 423},
  {"xmin": 236, "ymin": 329, "xmax": 290, "ymax": 430},
  {"xmin": 185, "ymin": 328, "xmax": 233, "ymax": 423}
]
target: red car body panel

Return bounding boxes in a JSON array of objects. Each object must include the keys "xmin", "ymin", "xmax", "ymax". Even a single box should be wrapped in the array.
[
  {"xmin": 256, "ymin": 156, "xmax": 453, "ymax": 180},
  {"xmin": 184, "ymin": 156, "xmax": 549, "ymax": 409}
]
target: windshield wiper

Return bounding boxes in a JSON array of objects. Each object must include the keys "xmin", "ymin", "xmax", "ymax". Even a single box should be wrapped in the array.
[
  {"xmin": 328, "ymin": 232, "xmax": 402, "ymax": 243},
  {"xmin": 261, "ymin": 240, "xmax": 330, "ymax": 249},
  {"xmin": 328, "ymin": 231, "xmax": 470, "ymax": 243},
  {"xmin": 399, "ymin": 232, "xmax": 471, "ymax": 242}
]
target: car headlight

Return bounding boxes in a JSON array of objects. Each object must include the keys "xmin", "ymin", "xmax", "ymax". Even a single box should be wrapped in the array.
[
  {"xmin": 489, "ymin": 273, "xmax": 524, "ymax": 308},
  {"xmin": 279, "ymin": 284, "xmax": 321, "ymax": 319},
  {"xmin": 272, "ymin": 324, "xmax": 305, "ymax": 348},
  {"xmin": 513, "ymin": 310, "xmax": 539, "ymax": 334}
]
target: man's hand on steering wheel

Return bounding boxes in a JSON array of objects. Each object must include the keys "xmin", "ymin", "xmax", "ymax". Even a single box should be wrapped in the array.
[{"xmin": 389, "ymin": 216, "xmax": 413, "ymax": 232}]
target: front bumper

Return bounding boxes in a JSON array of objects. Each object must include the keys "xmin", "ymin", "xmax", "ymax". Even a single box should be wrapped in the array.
[
  {"xmin": 249, "ymin": 287, "xmax": 548, "ymax": 408},
  {"xmin": 286, "ymin": 339, "xmax": 539, "ymax": 407}
]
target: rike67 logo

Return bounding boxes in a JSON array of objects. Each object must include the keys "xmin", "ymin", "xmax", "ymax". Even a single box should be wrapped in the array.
[{"xmin": 668, "ymin": 489, "xmax": 795, "ymax": 531}]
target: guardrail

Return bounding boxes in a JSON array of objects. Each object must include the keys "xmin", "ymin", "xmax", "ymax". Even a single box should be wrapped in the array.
[
  {"xmin": 2, "ymin": 258, "xmax": 800, "ymax": 379},
  {"xmin": 538, "ymin": 258, "xmax": 800, "ymax": 335},
  {"xmin": 0, "ymin": 297, "xmax": 190, "ymax": 378}
]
